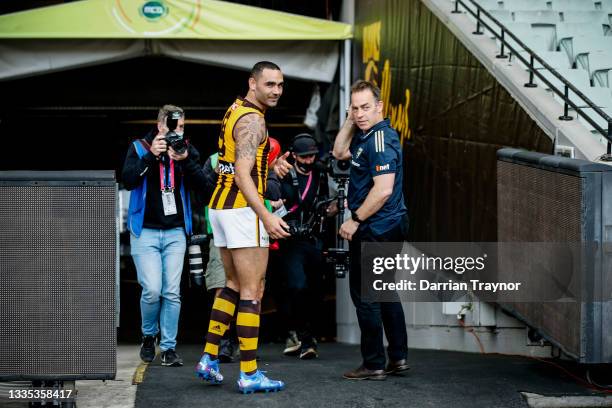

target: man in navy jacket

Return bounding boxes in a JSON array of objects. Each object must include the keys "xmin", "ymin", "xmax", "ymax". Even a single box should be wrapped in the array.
[{"xmin": 333, "ymin": 81, "xmax": 409, "ymax": 381}]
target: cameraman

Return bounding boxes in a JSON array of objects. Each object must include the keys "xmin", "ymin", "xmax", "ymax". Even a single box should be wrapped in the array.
[
  {"xmin": 333, "ymin": 80, "xmax": 409, "ymax": 381},
  {"xmin": 122, "ymin": 104, "xmax": 205, "ymax": 367},
  {"xmin": 275, "ymin": 134, "xmax": 336, "ymax": 360}
]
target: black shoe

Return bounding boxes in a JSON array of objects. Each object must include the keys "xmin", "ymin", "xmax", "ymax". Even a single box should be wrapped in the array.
[
  {"xmin": 283, "ymin": 331, "xmax": 301, "ymax": 356},
  {"xmin": 139, "ymin": 335, "xmax": 157, "ymax": 363},
  {"xmin": 299, "ymin": 345, "xmax": 318, "ymax": 360},
  {"xmin": 385, "ymin": 359, "xmax": 410, "ymax": 374},
  {"xmin": 299, "ymin": 337, "xmax": 318, "ymax": 360},
  {"xmin": 218, "ymin": 338, "xmax": 236, "ymax": 363},
  {"xmin": 343, "ymin": 365, "xmax": 387, "ymax": 381},
  {"xmin": 161, "ymin": 349, "xmax": 184, "ymax": 367}
]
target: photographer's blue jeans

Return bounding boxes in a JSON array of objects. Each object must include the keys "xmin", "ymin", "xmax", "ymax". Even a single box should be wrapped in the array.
[{"xmin": 130, "ymin": 227, "xmax": 186, "ymax": 351}]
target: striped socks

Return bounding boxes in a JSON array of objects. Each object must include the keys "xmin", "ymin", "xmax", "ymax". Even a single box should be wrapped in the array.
[
  {"xmin": 203, "ymin": 287, "xmax": 239, "ymax": 359},
  {"xmin": 203, "ymin": 290, "xmax": 262, "ymax": 375},
  {"xmin": 236, "ymin": 299, "xmax": 261, "ymax": 375}
]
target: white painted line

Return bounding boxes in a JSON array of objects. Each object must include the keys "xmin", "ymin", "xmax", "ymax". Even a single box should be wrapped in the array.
[{"xmin": 523, "ymin": 392, "xmax": 612, "ymax": 408}]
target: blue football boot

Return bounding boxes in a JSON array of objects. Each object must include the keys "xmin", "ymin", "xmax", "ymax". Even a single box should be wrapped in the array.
[
  {"xmin": 196, "ymin": 354, "xmax": 223, "ymax": 384},
  {"xmin": 237, "ymin": 370, "xmax": 285, "ymax": 394}
]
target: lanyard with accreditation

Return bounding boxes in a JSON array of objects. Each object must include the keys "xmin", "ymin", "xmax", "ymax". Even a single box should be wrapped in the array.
[{"xmin": 159, "ymin": 158, "xmax": 178, "ymax": 216}]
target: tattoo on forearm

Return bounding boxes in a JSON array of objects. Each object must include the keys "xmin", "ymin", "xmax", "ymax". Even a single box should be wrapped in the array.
[{"xmin": 235, "ymin": 114, "xmax": 265, "ymax": 160}]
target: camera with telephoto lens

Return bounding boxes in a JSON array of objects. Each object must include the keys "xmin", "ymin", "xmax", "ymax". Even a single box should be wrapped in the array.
[
  {"xmin": 188, "ymin": 234, "xmax": 209, "ymax": 287},
  {"xmin": 165, "ymin": 111, "xmax": 187, "ymax": 154}
]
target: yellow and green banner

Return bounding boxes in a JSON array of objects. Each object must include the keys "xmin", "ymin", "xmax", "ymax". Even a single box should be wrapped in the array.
[{"xmin": 0, "ymin": 0, "xmax": 352, "ymax": 39}]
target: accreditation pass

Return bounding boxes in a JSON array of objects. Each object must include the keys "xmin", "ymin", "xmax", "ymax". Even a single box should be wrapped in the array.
[{"xmin": 162, "ymin": 190, "xmax": 178, "ymax": 216}]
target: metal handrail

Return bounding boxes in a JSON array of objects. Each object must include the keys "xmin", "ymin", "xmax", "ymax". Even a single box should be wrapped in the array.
[{"xmin": 453, "ymin": 0, "xmax": 612, "ymax": 154}]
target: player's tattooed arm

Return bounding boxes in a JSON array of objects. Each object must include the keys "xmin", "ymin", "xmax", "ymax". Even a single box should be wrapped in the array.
[
  {"xmin": 235, "ymin": 113, "xmax": 265, "ymax": 162},
  {"xmin": 233, "ymin": 113, "xmax": 269, "ymax": 218}
]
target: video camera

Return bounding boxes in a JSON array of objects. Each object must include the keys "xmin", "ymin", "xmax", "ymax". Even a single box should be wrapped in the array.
[
  {"xmin": 321, "ymin": 155, "xmax": 351, "ymax": 278},
  {"xmin": 165, "ymin": 111, "xmax": 187, "ymax": 154},
  {"xmin": 281, "ymin": 153, "xmax": 352, "ymax": 278},
  {"xmin": 327, "ymin": 157, "xmax": 350, "ymax": 180},
  {"xmin": 283, "ymin": 196, "xmax": 332, "ymax": 242},
  {"xmin": 285, "ymin": 219, "xmax": 313, "ymax": 240},
  {"xmin": 284, "ymin": 154, "xmax": 351, "ymax": 278}
]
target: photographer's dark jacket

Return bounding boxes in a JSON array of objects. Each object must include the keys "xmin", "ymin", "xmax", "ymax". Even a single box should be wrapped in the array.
[
  {"xmin": 348, "ymin": 118, "xmax": 407, "ymax": 235},
  {"xmin": 280, "ymin": 167, "xmax": 327, "ymax": 226},
  {"xmin": 122, "ymin": 130, "xmax": 206, "ymax": 237}
]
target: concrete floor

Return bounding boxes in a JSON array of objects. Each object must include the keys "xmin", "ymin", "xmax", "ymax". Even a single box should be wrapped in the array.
[
  {"xmin": 0, "ymin": 346, "xmax": 140, "ymax": 408},
  {"xmin": 133, "ymin": 343, "xmax": 607, "ymax": 408},
  {"xmin": 3, "ymin": 343, "xmax": 612, "ymax": 408},
  {"xmin": 75, "ymin": 345, "xmax": 140, "ymax": 408}
]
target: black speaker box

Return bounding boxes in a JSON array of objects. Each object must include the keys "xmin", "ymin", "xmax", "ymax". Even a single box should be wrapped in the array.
[
  {"xmin": 497, "ymin": 148, "xmax": 612, "ymax": 363},
  {"xmin": 0, "ymin": 171, "xmax": 117, "ymax": 380}
]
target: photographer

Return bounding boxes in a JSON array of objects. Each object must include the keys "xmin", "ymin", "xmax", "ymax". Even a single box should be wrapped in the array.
[
  {"xmin": 333, "ymin": 81, "xmax": 409, "ymax": 381},
  {"xmin": 122, "ymin": 104, "xmax": 205, "ymax": 367},
  {"xmin": 275, "ymin": 134, "xmax": 336, "ymax": 360}
]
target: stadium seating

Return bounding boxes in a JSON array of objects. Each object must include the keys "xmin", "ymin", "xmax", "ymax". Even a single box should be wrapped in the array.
[
  {"xmin": 502, "ymin": 22, "xmax": 550, "ymax": 52},
  {"xmin": 502, "ymin": 0, "xmax": 548, "ymax": 11},
  {"xmin": 587, "ymin": 51, "xmax": 612, "ymax": 86},
  {"xmin": 561, "ymin": 10, "xmax": 609, "ymax": 24},
  {"xmin": 537, "ymin": 67, "xmax": 591, "ymax": 94},
  {"xmin": 472, "ymin": 0, "xmax": 502, "ymax": 10},
  {"xmin": 598, "ymin": 0, "xmax": 612, "ymax": 12},
  {"xmin": 516, "ymin": 50, "xmax": 571, "ymax": 70},
  {"xmin": 572, "ymin": 36, "xmax": 612, "ymax": 69},
  {"xmin": 467, "ymin": 0, "xmax": 612, "ymax": 142},
  {"xmin": 513, "ymin": 10, "xmax": 560, "ymax": 24},
  {"xmin": 557, "ymin": 22, "xmax": 607, "ymax": 59},
  {"xmin": 550, "ymin": 0, "xmax": 597, "ymax": 11}
]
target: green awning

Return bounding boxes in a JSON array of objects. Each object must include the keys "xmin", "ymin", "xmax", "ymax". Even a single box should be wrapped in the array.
[{"xmin": 0, "ymin": 0, "xmax": 352, "ymax": 40}]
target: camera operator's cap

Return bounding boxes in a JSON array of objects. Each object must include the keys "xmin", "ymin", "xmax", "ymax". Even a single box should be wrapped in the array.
[{"xmin": 292, "ymin": 133, "xmax": 319, "ymax": 156}]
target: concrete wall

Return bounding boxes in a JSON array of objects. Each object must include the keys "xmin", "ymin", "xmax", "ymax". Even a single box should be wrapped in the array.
[{"xmin": 337, "ymin": 281, "xmax": 552, "ymax": 357}]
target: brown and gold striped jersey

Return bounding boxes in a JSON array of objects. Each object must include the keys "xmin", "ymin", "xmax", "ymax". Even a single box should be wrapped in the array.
[{"xmin": 209, "ymin": 97, "xmax": 270, "ymax": 210}]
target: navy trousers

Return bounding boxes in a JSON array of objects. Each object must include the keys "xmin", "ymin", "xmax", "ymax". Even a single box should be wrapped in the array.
[{"xmin": 348, "ymin": 221, "xmax": 408, "ymax": 370}]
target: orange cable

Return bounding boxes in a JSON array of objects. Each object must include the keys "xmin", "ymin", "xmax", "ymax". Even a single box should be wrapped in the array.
[{"xmin": 457, "ymin": 318, "xmax": 612, "ymax": 394}]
